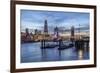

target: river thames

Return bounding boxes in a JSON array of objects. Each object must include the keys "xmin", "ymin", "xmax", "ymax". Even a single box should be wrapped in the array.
[{"xmin": 21, "ymin": 42, "xmax": 89, "ymax": 63}]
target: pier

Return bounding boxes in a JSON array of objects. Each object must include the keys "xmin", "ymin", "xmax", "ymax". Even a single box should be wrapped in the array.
[{"xmin": 40, "ymin": 36, "xmax": 89, "ymax": 50}]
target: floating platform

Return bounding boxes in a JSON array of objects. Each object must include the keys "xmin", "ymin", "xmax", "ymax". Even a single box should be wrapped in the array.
[
  {"xmin": 58, "ymin": 43, "xmax": 74, "ymax": 50},
  {"xmin": 41, "ymin": 44, "xmax": 58, "ymax": 49}
]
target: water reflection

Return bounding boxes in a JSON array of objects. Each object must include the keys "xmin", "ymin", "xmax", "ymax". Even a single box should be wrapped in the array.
[
  {"xmin": 78, "ymin": 49, "xmax": 83, "ymax": 60},
  {"xmin": 21, "ymin": 42, "xmax": 89, "ymax": 63}
]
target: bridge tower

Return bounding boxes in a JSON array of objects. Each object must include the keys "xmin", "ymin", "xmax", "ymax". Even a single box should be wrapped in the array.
[
  {"xmin": 70, "ymin": 26, "xmax": 75, "ymax": 42},
  {"xmin": 54, "ymin": 26, "xmax": 59, "ymax": 39}
]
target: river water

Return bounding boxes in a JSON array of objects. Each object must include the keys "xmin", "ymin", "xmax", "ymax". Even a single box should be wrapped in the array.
[{"xmin": 21, "ymin": 42, "xmax": 89, "ymax": 63}]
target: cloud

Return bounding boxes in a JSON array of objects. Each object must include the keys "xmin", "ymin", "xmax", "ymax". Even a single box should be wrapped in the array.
[{"xmin": 21, "ymin": 9, "xmax": 90, "ymax": 32}]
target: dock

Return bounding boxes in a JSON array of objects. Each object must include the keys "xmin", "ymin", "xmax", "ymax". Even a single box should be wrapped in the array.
[{"xmin": 40, "ymin": 37, "xmax": 89, "ymax": 50}]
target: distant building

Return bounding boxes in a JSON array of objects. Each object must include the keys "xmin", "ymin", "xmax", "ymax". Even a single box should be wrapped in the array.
[
  {"xmin": 25, "ymin": 28, "xmax": 29, "ymax": 36},
  {"xmin": 70, "ymin": 26, "xmax": 75, "ymax": 42},
  {"xmin": 44, "ymin": 20, "xmax": 48, "ymax": 34},
  {"xmin": 71, "ymin": 26, "xmax": 74, "ymax": 37},
  {"xmin": 34, "ymin": 29, "xmax": 41, "ymax": 35},
  {"xmin": 34, "ymin": 29, "xmax": 38, "ymax": 35},
  {"xmin": 54, "ymin": 26, "xmax": 59, "ymax": 39},
  {"xmin": 21, "ymin": 28, "xmax": 34, "ymax": 43}
]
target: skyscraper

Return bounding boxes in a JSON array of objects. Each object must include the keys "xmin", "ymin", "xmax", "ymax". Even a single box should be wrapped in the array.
[{"xmin": 44, "ymin": 20, "xmax": 48, "ymax": 34}]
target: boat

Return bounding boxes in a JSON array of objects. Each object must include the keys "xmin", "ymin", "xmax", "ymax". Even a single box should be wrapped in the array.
[
  {"xmin": 41, "ymin": 44, "xmax": 58, "ymax": 49},
  {"xmin": 58, "ymin": 43, "xmax": 74, "ymax": 50}
]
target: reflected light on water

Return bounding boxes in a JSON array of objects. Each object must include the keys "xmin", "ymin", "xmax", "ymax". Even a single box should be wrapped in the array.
[
  {"xmin": 78, "ymin": 49, "xmax": 83, "ymax": 60},
  {"xmin": 21, "ymin": 42, "xmax": 89, "ymax": 63}
]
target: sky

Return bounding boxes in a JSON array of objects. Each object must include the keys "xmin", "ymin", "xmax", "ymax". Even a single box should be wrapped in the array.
[{"xmin": 20, "ymin": 9, "xmax": 90, "ymax": 33}]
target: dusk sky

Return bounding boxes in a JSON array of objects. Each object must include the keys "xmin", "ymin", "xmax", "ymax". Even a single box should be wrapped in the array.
[{"xmin": 20, "ymin": 9, "xmax": 90, "ymax": 32}]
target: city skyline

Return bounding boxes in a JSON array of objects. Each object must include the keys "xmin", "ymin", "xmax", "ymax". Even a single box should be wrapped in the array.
[
  {"xmin": 20, "ymin": 10, "xmax": 90, "ymax": 63},
  {"xmin": 21, "ymin": 9, "xmax": 90, "ymax": 33}
]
